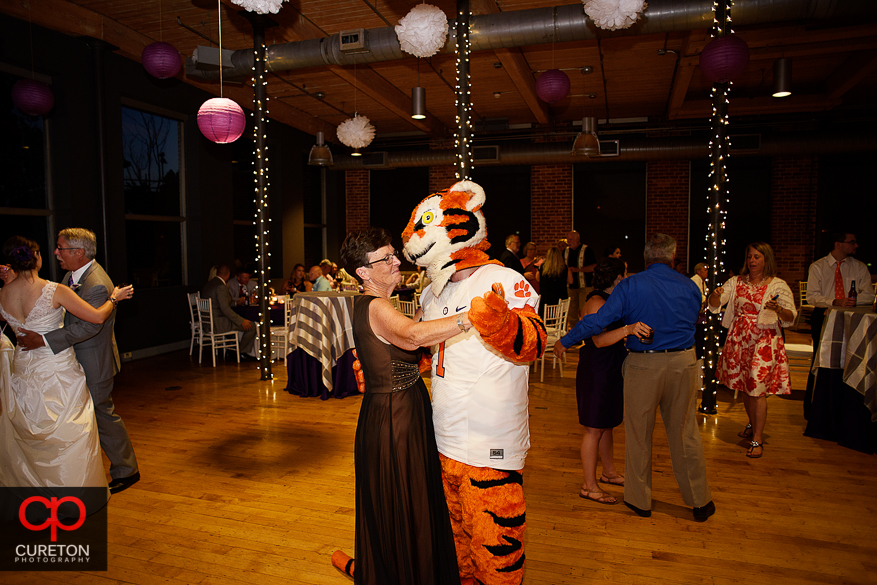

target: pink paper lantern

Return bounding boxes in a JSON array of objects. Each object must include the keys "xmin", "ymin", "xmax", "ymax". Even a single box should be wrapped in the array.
[
  {"xmin": 142, "ymin": 41, "xmax": 181, "ymax": 79},
  {"xmin": 699, "ymin": 35, "xmax": 750, "ymax": 83},
  {"xmin": 536, "ymin": 69, "xmax": 571, "ymax": 104},
  {"xmin": 11, "ymin": 79, "xmax": 54, "ymax": 116},
  {"xmin": 197, "ymin": 98, "xmax": 246, "ymax": 144}
]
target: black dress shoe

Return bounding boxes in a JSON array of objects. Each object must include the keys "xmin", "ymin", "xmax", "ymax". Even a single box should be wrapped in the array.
[
  {"xmin": 624, "ymin": 501, "xmax": 651, "ymax": 518},
  {"xmin": 239, "ymin": 353, "xmax": 258, "ymax": 362},
  {"xmin": 693, "ymin": 500, "xmax": 716, "ymax": 522},
  {"xmin": 109, "ymin": 472, "xmax": 140, "ymax": 494}
]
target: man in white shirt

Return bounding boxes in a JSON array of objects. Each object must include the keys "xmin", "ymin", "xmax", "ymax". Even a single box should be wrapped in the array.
[
  {"xmin": 228, "ymin": 268, "xmax": 256, "ymax": 306},
  {"xmin": 690, "ymin": 263, "xmax": 708, "ymax": 303},
  {"xmin": 804, "ymin": 232, "xmax": 875, "ymax": 417}
]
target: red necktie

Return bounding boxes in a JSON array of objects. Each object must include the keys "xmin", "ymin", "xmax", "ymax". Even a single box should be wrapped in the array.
[{"xmin": 834, "ymin": 261, "xmax": 845, "ymax": 299}]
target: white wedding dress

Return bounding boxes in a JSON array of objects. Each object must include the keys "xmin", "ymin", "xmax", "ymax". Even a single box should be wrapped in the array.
[{"xmin": 0, "ymin": 281, "xmax": 109, "ymax": 513}]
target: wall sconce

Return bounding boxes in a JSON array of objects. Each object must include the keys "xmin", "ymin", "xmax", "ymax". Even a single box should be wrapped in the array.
[
  {"xmin": 772, "ymin": 58, "xmax": 792, "ymax": 98},
  {"xmin": 572, "ymin": 117, "xmax": 601, "ymax": 157},
  {"xmin": 412, "ymin": 86, "xmax": 426, "ymax": 119},
  {"xmin": 307, "ymin": 131, "xmax": 333, "ymax": 166}
]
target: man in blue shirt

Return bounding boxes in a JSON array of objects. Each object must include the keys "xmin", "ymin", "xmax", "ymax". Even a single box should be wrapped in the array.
[
  {"xmin": 309, "ymin": 265, "xmax": 333, "ymax": 292},
  {"xmin": 555, "ymin": 233, "xmax": 715, "ymax": 522}
]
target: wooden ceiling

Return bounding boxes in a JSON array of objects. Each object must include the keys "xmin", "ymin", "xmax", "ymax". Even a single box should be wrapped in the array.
[{"xmin": 4, "ymin": 0, "xmax": 877, "ymax": 146}]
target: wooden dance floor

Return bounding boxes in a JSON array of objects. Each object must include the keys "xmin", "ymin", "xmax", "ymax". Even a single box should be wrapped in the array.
[{"xmin": 7, "ymin": 333, "xmax": 876, "ymax": 584}]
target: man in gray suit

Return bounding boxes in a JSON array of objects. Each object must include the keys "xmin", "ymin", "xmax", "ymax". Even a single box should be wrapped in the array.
[
  {"xmin": 18, "ymin": 228, "xmax": 140, "ymax": 494},
  {"xmin": 201, "ymin": 265, "xmax": 258, "ymax": 361}
]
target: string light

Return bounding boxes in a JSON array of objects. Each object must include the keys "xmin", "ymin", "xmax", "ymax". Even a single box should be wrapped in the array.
[
  {"xmin": 454, "ymin": 2, "xmax": 473, "ymax": 180},
  {"xmin": 700, "ymin": 0, "xmax": 735, "ymax": 415}
]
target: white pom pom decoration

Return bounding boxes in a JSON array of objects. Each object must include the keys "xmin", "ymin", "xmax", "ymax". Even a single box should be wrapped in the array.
[
  {"xmin": 395, "ymin": 4, "xmax": 449, "ymax": 58},
  {"xmin": 337, "ymin": 115, "xmax": 376, "ymax": 149},
  {"xmin": 583, "ymin": 0, "xmax": 647, "ymax": 31},
  {"xmin": 230, "ymin": 0, "xmax": 287, "ymax": 15}
]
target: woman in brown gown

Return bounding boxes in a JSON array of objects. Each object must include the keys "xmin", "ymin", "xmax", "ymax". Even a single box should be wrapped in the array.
[{"xmin": 335, "ymin": 227, "xmax": 470, "ymax": 585}]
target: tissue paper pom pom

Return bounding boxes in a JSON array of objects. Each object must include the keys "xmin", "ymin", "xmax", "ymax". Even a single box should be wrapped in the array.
[
  {"xmin": 583, "ymin": 0, "xmax": 647, "ymax": 31},
  {"xmin": 337, "ymin": 115, "xmax": 376, "ymax": 149},
  {"xmin": 395, "ymin": 4, "xmax": 449, "ymax": 58},
  {"xmin": 230, "ymin": 0, "xmax": 286, "ymax": 14}
]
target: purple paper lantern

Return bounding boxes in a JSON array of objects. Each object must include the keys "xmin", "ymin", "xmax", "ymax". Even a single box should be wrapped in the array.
[
  {"xmin": 11, "ymin": 79, "xmax": 54, "ymax": 116},
  {"xmin": 197, "ymin": 98, "xmax": 246, "ymax": 144},
  {"xmin": 142, "ymin": 41, "xmax": 181, "ymax": 79},
  {"xmin": 699, "ymin": 35, "xmax": 750, "ymax": 83},
  {"xmin": 536, "ymin": 69, "xmax": 571, "ymax": 104}
]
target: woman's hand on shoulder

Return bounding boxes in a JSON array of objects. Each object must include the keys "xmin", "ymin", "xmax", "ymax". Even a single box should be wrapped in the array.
[{"xmin": 111, "ymin": 285, "xmax": 134, "ymax": 304}]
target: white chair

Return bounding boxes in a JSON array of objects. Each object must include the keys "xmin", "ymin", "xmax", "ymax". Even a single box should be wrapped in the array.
[
  {"xmin": 187, "ymin": 292, "xmax": 201, "ymax": 355},
  {"xmin": 536, "ymin": 297, "xmax": 570, "ymax": 382},
  {"xmin": 197, "ymin": 298, "xmax": 240, "ymax": 367},
  {"xmin": 413, "ymin": 292, "xmax": 420, "ymax": 310},
  {"xmin": 794, "ymin": 281, "xmax": 814, "ymax": 331},
  {"xmin": 398, "ymin": 299, "xmax": 417, "ymax": 319},
  {"xmin": 270, "ymin": 296, "xmax": 292, "ymax": 363},
  {"xmin": 389, "ymin": 295, "xmax": 400, "ymax": 310}
]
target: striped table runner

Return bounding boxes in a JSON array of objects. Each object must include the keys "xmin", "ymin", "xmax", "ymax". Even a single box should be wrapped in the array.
[
  {"xmin": 813, "ymin": 307, "xmax": 877, "ymax": 420},
  {"xmin": 289, "ymin": 292, "xmax": 357, "ymax": 393}
]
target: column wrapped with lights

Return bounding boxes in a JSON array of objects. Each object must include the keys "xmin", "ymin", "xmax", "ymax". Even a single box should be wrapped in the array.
[
  {"xmin": 252, "ymin": 20, "xmax": 273, "ymax": 380},
  {"xmin": 454, "ymin": 0, "xmax": 472, "ymax": 181},
  {"xmin": 699, "ymin": 0, "xmax": 736, "ymax": 415}
]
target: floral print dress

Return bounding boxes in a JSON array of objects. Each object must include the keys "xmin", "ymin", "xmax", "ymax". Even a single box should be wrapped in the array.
[{"xmin": 716, "ymin": 279, "xmax": 791, "ymax": 397}]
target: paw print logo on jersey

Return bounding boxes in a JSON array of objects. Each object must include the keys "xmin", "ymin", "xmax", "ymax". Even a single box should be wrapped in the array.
[{"xmin": 514, "ymin": 281, "xmax": 531, "ymax": 298}]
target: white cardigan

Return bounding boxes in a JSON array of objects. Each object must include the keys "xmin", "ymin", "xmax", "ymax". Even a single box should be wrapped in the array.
[{"xmin": 708, "ymin": 275, "xmax": 797, "ymax": 331}]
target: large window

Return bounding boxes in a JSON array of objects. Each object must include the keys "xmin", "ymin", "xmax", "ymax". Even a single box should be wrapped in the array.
[
  {"xmin": 122, "ymin": 104, "xmax": 184, "ymax": 288},
  {"xmin": 0, "ymin": 70, "xmax": 54, "ymax": 278}
]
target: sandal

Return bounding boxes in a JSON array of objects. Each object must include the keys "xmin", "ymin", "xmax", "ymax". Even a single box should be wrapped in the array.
[
  {"xmin": 746, "ymin": 440, "xmax": 763, "ymax": 459},
  {"xmin": 599, "ymin": 475, "xmax": 625, "ymax": 487},
  {"xmin": 738, "ymin": 423, "xmax": 753, "ymax": 438},
  {"xmin": 580, "ymin": 489, "xmax": 618, "ymax": 505}
]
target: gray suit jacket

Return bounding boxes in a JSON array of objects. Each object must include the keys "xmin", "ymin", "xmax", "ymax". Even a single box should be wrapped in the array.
[
  {"xmin": 201, "ymin": 277, "xmax": 245, "ymax": 334},
  {"xmin": 45, "ymin": 261, "xmax": 121, "ymax": 384}
]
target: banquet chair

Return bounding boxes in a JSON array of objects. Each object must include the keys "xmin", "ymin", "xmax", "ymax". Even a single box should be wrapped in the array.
[
  {"xmin": 390, "ymin": 295, "xmax": 400, "ymax": 310},
  {"xmin": 413, "ymin": 292, "xmax": 420, "ymax": 309},
  {"xmin": 536, "ymin": 298, "xmax": 570, "ymax": 382},
  {"xmin": 270, "ymin": 296, "xmax": 292, "ymax": 363},
  {"xmin": 398, "ymin": 299, "xmax": 417, "ymax": 318},
  {"xmin": 794, "ymin": 281, "xmax": 814, "ymax": 331},
  {"xmin": 196, "ymin": 298, "xmax": 240, "ymax": 367},
  {"xmin": 187, "ymin": 292, "xmax": 201, "ymax": 355}
]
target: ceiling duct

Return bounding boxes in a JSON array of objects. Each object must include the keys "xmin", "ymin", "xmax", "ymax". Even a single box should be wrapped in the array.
[{"xmin": 187, "ymin": 0, "xmax": 873, "ymax": 81}]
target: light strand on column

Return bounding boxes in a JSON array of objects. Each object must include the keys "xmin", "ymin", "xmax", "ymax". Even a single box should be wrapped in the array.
[
  {"xmin": 252, "ymin": 33, "xmax": 272, "ymax": 380},
  {"xmin": 454, "ymin": 0, "xmax": 473, "ymax": 181}
]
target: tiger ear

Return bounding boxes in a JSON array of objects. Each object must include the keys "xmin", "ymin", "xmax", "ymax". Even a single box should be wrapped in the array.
[{"xmin": 448, "ymin": 180, "xmax": 486, "ymax": 211}]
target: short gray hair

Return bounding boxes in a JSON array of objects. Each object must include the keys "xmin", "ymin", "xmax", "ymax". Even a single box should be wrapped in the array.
[
  {"xmin": 59, "ymin": 228, "xmax": 97, "ymax": 260},
  {"xmin": 694, "ymin": 262, "xmax": 707, "ymax": 273},
  {"xmin": 644, "ymin": 233, "xmax": 676, "ymax": 265}
]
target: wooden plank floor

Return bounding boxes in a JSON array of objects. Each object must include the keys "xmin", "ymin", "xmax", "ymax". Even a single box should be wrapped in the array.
[{"xmin": 8, "ymin": 330, "xmax": 877, "ymax": 585}]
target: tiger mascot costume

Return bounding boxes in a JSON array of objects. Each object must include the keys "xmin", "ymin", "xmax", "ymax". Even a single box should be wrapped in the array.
[{"xmin": 408, "ymin": 180, "xmax": 545, "ymax": 585}]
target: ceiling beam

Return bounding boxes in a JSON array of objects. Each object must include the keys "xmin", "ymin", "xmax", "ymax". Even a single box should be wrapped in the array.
[
  {"xmin": 679, "ymin": 94, "xmax": 841, "ymax": 119},
  {"xmin": 327, "ymin": 65, "xmax": 446, "ymax": 136},
  {"xmin": 4, "ymin": 0, "xmax": 338, "ymax": 140},
  {"xmin": 473, "ymin": 0, "xmax": 550, "ymax": 125},
  {"xmin": 666, "ymin": 30, "xmax": 709, "ymax": 120},
  {"xmin": 823, "ymin": 50, "xmax": 877, "ymax": 101}
]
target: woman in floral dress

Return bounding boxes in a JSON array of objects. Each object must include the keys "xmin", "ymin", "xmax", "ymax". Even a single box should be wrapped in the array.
[{"xmin": 708, "ymin": 242, "xmax": 797, "ymax": 458}]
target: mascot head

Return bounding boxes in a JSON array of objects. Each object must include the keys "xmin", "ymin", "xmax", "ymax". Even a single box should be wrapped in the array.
[{"xmin": 402, "ymin": 180, "xmax": 499, "ymax": 296}]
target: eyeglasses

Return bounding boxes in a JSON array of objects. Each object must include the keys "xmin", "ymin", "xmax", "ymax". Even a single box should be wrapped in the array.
[
  {"xmin": 56, "ymin": 246, "xmax": 83, "ymax": 251},
  {"xmin": 363, "ymin": 251, "xmax": 398, "ymax": 267},
  {"xmin": 842, "ymin": 239, "xmax": 857, "ymax": 244}
]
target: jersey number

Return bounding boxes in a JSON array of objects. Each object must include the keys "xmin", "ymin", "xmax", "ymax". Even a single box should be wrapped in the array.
[{"xmin": 436, "ymin": 341, "xmax": 446, "ymax": 378}]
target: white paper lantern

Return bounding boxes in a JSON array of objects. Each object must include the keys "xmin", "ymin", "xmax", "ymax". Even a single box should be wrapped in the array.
[
  {"xmin": 395, "ymin": 4, "xmax": 449, "ymax": 58},
  {"xmin": 583, "ymin": 0, "xmax": 647, "ymax": 31},
  {"xmin": 337, "ymin": 115, "xmax": 375, "ymax": 149},
  {"xmin": 230, "ymin": 0, "xmax": 286, "ymax": 14}
]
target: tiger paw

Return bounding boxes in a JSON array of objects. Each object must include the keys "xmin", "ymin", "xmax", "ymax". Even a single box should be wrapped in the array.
[
  {"xmin": 469, "ymin": 285, "xmax": 510, "ymax": 337},
  {"xmin": 514, "ymin": 281, "xmax": 532, "ymax": 298}
]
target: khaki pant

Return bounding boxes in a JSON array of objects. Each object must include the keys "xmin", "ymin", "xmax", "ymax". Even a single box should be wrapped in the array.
[{"xmin": 621, "ymin": 349, "xmax": 711, "ymax": 510}]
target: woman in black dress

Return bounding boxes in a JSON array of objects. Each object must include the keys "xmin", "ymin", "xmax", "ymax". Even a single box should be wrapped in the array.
[
  {"xmin": 536, "ymin": 246, "xmax": 569, "ymax": 319},
  {"xmin": 555, "ymin": 258, "xmax": 648, "ymax": 505},
  {"xmin": 281, "ymin": 263, "xmax": 310, "ymax": 294},
  {"xmin": 335, "ymin": 227, "xmax": 467, "ymax": 585}
]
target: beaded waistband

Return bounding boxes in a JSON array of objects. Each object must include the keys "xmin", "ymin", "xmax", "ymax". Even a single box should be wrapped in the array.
[{"xmin": 370, "ymin": 360, "xmax": 421, "ymax": 393}]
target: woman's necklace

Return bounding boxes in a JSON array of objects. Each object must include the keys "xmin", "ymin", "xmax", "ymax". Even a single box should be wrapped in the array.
[{"xmin": 749, "ymin": 275, "xmax": 766, "ymax": 286}]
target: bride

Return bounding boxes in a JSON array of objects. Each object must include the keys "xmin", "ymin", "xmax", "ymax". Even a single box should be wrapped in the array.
[{"xmin": 0, "ymin": 236, "xmax": 133, "ymax": 515}]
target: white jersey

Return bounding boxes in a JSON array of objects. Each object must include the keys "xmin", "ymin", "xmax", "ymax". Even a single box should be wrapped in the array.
[{"xmin": 421, "ymin": 263, "xmax": 539, "ymax": 470}]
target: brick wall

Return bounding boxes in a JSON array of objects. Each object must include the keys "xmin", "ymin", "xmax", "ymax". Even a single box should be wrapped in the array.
[
  {"xmin": 429, "ymin": 165, "xmax": 457, "ymax": 193},
  {"xmin": 771, "ymin": 156, "xmax": 818, "ymax": 303},
  {"xmin": 646, "ymin": 160, "xmax": 691, "ymax": 266},
  {"xmin": 345, "ymin": 170, "xmax": 370, "ymax": 233},
  {"xmin": 531, "ymin": 164, "xmax": 573, "ymax": 252}
]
